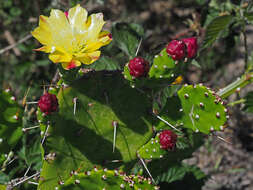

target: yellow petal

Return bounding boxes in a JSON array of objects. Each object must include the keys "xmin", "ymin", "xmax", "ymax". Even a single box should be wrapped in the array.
[
  {"xmin": 48, "ymin": 9, "xmax": 73, "ymax": 52},
  {"xmin": 31, "ymin": 15, "xmax": 52, "ymax": 46},
  {"xmin": 61, "ymin": 60, "xmax": 81, "ymax": 70},
  {"xmin": 85, "ymin": 31, "xmax": 112, "ymax": 52},
  {"xmin": 85, "ymin": 13, "xmax": 105, "ymax": 42},
  {"xmin": 68, "ymin": 4, "xmax": 88, "ymax": 32},
  {"xmin": 48, "ymin": 48, "xmax": 72, "ymax": 63},
  {"xmin": 77, "ymin": 51, "xmax": 101, "ymax": 65}
]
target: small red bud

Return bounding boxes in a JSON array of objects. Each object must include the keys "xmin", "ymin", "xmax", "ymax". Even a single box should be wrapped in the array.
[
  {"xmin": 159, "ymin": 130, "xmax": 177, "ymax": 150},
  {"xmin": 38, "ymin": 93, "xmax": 58, "ymax": 115},
  {"xmin": 166, "ymin": 40, "xmax": 186, "ymax": 61},
  {"xmin": 128, "ymin": 57, "xmax": 150, "ymax": 78},
  {"xmin": 182, "ymin": 37, "xmax": 198, "ymax": 58}
]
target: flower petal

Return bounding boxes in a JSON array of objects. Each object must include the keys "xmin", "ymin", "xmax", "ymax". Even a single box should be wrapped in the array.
[
  {"xmin": 61, "ymin": 60, "xmax": 81, "ymax": 70},
  {"xmin": 49, "ymin": 48, "xmax": 72, "ymax": 63},
  {"xmin": 48, "ymin": 9, "xmax": 73, "ymax": 52},
  {"xmin": 85, "ymin": 31, "xmax": 112, "ymax": 52},
  {"xmin": 77, "ymin": 51, "xmax": 101, "ymax": 65},
  {"xmin": 85, "ymin": 13, "xmax": 105, "ymax": 42},
  {"xmin": 31, "ymin": 15, "xmax": 52, "ymax": 46},
  {"xmin": 68, "ymin": 4, "xmax": 88, "ymax": 31}
]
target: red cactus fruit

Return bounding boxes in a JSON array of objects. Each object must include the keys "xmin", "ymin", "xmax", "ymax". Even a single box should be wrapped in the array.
[
  {"xmin": 182, "ymin": 37, "xmax": 198, "ymax": 58},
  {"xmin": 159, "ymin": 130, "xmax": 177, "ymax": 150},
  {"xmin": 128, "ymin": 57, "xmax": 150, "ymax": 78},
  {"xmin": 166, "ymin": 40, "xmax": 186, "ymax": 61},
  {"xmin": 38, "ymin": 93, "xmax": 59, "ymax": 115}
]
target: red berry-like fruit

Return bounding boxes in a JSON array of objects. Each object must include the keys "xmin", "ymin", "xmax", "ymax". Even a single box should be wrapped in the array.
[
  {"xmin": 128, "ymin": 57, "xmax": 150, "ymax": 78},
  {"xmin": 166, "ymin": 40, "xmax": 186, "ymax": 61},
  {"xmin": 182, "ymin": 37, "xmax": 198, "ymax": 58},
  {"xmin": 38, "ymin": 93, "xmax": 59, "ymax": 115},
  {"xmin": 159, "ymin": 130, "xmax": 177, "ymax": 150}
]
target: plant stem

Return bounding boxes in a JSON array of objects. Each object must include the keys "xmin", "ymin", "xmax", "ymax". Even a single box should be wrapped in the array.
[
  {"xmin": 228, "ymin": 98, "xmax": 246, "ymax": 106},
  {"xmin": 217, "ymin": 73, "xmax": 253, "ymax": 98},
  {"xmin": 243, "ymin": 24, "xmax": 248, "ymax": 70}
]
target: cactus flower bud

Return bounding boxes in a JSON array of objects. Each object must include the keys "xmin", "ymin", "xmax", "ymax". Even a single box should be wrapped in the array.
[
  {"xmin": 182, "ymin": 37, "xmax": 198, "ymax": 58},
  {"xmin": 128, "ymin": 57, "xmax": 150, "ymax": 78},
  {"xmin": 38, "ymin": 93, "xmax": 59, "ymax": 115},
  {"xmin": 159, "ymin": 130, "xmax": 177, "ymax": 150},
  {"xmin": 166, "ymin": 40, "xmax": 186, "ymax": 61}
]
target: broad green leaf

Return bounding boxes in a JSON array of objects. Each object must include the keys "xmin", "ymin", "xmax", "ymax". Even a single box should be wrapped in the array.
[
  {"xmin": 155, "ymin": 164, "xmax": 206, "ymax": 189},
  {"xmin": 112, "ymin": 22, "xmax": 143, "ymax": 58},
  {"xmin": 203, "ymin": 15, "xmax": 233, "ymax": 48}
]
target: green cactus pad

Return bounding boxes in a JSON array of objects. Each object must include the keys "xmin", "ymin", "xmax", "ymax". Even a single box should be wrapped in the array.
[
  {"xmin": 149, "ymin": 48, "xmax": 185, "ymax": 80},
  {"xmin": 137, "ymin": 134, "xmax": 167, "ymax": 160},
  {"xmin": 56, "ymin": 168, "xmax": 158, "ymax": 190},
  {"xmin": 155, "ymin": 84, "xmax": 228, "ymax": 134},
  {"xmin": 38, "ymin": 71, "xmax": 154, "ymax": 189},
  {"xmin": 0, "ymin": 89, "xmax": 23, "ymax": 153}
]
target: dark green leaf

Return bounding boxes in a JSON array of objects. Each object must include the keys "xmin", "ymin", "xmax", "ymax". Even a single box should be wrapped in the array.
[
  {"xmin": 112, "ymin": 22, "xmax": 143, "ymax": 58},
  {"xmin": 155, "ymin": 163, "xmax": 206, "ymax": 184},
  {"xmin": 203, "ymin": 15, "xmax": 233, "ymax": 48}
]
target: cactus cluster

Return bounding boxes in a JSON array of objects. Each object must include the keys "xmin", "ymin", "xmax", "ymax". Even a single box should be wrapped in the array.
[{"xmin": 0, "ymin": 4, "xmax": 238, "ymax": 190}]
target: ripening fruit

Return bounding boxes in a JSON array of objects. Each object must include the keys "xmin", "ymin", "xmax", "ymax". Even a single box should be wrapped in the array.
[
  {"xmin": 128, "ymin": 57, "xmax": 150, "ymax": 78},
  {"xmin": 166, "ymin": 40, "xmax": 186, "ymax": 61},
  {"xmin": 159, "ymin": 130, "xmax": 177, "ymax": 150},
  {"xmin": 38, "ymin": 93, "xmax": 59, "ymax": 115},
  {"xmin": 182, "ymin": 37, "xmax": 198, "ymax": 58}
]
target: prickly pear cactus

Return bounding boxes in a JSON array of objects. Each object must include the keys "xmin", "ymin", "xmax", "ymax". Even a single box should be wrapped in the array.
[
  {"xmin": 0, "ymin": 88, "xmax": 23, "ymax": 153},
  {"xmin": 56, "ymin": 168, "xmax": 159, "ymax": 190},
  {"xmin": 155, "ymin": 84, "xmax": 228, "ymax": 134},
  {"xmin": 38, "ymin": 71, "xmax": 154, "ymax": 189}
]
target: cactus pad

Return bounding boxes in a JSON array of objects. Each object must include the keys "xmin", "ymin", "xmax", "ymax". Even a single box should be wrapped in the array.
[
  {"xmin": 56, "ymin": 168, "xmax": 159, "ymax": 190},
  {"xmin": 155, "ymin": 84, "xmax": 228, "ymax": 134},
  {"xmin": 137, "ymin": 134, "xmax": 167, "ymax": 160},
  {"xmin": 149, "ymin": 48, "xmax": 185, "ymax": 81},
  {"xmin": 38, "ymin": 71, "xmax": 154, "ymax": 189}
]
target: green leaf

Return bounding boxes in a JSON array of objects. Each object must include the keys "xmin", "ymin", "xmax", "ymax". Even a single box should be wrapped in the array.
[
  {"xmin": 155, "ymin": 164, "xmax": 188, "ymax": 183},
  {"xmin": 112, "ymin": 22, "xmax": 143, "ymax": 58},
  {"xmin": 155, "ymin": 164, "xmax": 206, "ymax": 189},
  {"xmin": 203, "ymin": 15, "xmax": 233, "ymax": 48},
  {"xmin": 243, "ymin": 91, "xmax": 253, "ymax": 113}
]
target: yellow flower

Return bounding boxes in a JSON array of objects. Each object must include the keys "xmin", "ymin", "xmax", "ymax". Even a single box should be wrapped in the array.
[{"xmin": 31, "ymin": 4, "xmax": 112, "ymax": 70}]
